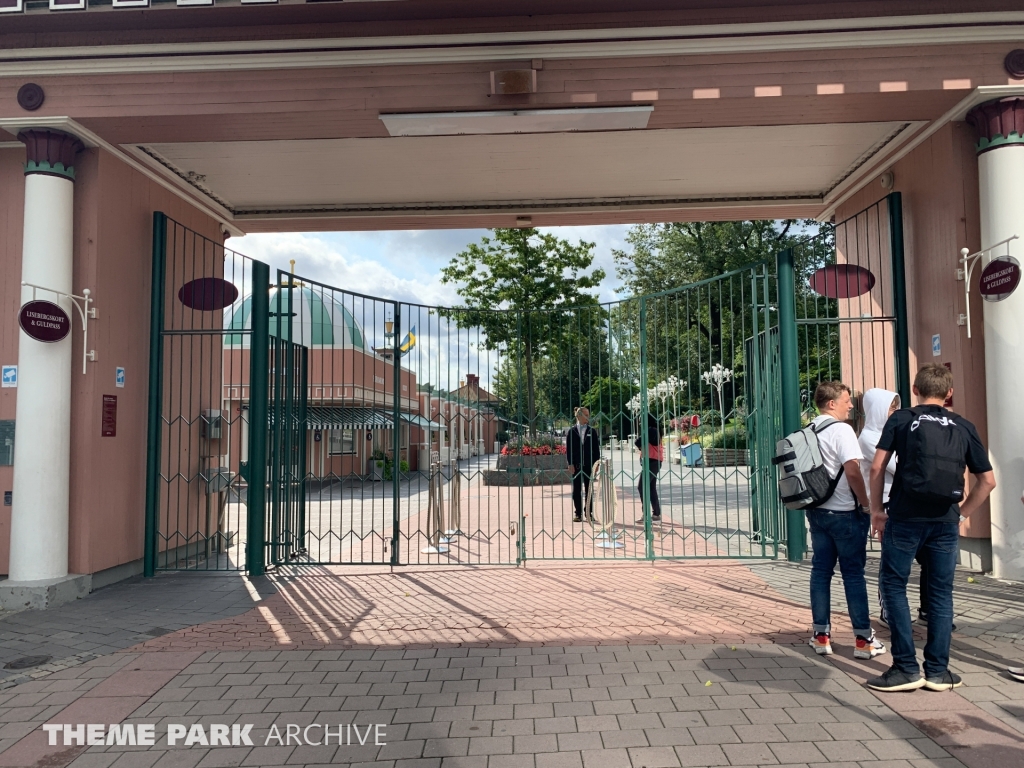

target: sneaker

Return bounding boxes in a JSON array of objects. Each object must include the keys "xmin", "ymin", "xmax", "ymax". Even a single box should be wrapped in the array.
[
  {"xmin": 854, "ymin": 633, "xmax": 888, "ymax": 660},
  {"xmin": 877, "ymin": 612, "xmax": 889, "ymax": 629},
  {"xmin": 1007, "ymin": 666, "xmax": 1024, "ymax": 683},
  {"xmin": 651, "ymin": 514, "xmax": 662, "ymax": 522},
  {"xmin": 924, "ymin": 670, "xmax": 963, "ymax": 691},
  {"xmin": 810, "ymin": 633, "xmax": 833, "ymax": 656},
  {"xmin": 573, "ymin": 515, "xmax": 583, "ymax": 523},
  {"xmin": 866, "ymin": 665, "xmax": 925, "ymax": 692},
  {"xmin": 917, "ymin": 611, "xmax": 958, "ymax": 632}
]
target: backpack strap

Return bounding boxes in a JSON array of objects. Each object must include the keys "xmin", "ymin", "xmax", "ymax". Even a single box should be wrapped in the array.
[{"xmin": 810, "ymin": 417, "xmax": 838, "ymax": 435}]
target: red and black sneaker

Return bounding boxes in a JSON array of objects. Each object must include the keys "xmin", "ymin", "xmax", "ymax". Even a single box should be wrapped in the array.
[{"xmin": 809, "ymin": 632, "xmax": 833, "ymax": 656}]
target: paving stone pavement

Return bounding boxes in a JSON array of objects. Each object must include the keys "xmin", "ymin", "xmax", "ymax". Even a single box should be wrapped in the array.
[
  {"xmin": 0, "ymin": 572, "xmax": 273, "ymax": 688},
  {"xmin": 0, "ymin": 560, "xmax": 1019, "ymax": 768}
]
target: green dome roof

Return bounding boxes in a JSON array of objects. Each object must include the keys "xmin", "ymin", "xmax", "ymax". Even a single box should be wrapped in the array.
[{"xmin": 224, "ymin": 285, "xmax": 365, "ymax": 348}]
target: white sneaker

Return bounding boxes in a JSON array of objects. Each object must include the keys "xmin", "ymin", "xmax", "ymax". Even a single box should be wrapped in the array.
[
  {"xmin": 810, "ymin": 633, "xmax": 833, "ymax": 655},
  {"xmin": 854, "ymin": 633, "xmax": 887, "ymax": 659}
]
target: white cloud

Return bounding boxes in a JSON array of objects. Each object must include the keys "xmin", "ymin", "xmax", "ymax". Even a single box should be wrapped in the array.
[
  {"xmin": 228, "ymin": 231, "xmax": 460, "ymax": 307},
  {"xmin": 228, "ymin": 224, "xmax": 632, "ymax": 309}
]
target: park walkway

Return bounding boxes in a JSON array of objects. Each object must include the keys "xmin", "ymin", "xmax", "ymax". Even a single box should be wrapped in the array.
[{"xmin": 0, "ymin": 560, "xmax": 1020, "ymax": 768}]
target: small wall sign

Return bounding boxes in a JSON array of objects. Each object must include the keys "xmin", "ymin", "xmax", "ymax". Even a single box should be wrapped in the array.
[
  {"xmin": 979, "ymin": 256, "xmax": 1021, "ymax": 302},
  {"xmin": 101, "ymin": 395, "xmax": 117, "ymax": 437},
  {"xmin": 931, "ymin": 334, "xmax": 941, "ymax": 357},
  {"xmin": 19, "ymin": 301, "xmax": 71, "ymax": 343},
  {"xmin": 1, "ymin": 365, "xmax": 16, "ymax": 388},
  {"xmin": 115, "ymin": 367, "xmax": 125, "ymax": 388}
]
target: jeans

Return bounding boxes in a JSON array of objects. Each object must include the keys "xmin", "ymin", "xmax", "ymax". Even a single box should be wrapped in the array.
[
  {"xmin": 807, "ymin": 508, "xmax": 872, "ymax": 637},
  {"xmin": 879, "ymin": 551, "xmax": 931, "ymax": 619},
  {"xmin": 879, "ymin": 520, "xmax": 959, "ymax": 678},
  {"xmin": 638, "ymin": 459, "xmax": 662, "ymax": 516}
]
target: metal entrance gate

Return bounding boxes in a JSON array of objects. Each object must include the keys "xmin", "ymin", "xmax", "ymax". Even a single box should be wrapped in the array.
[{"xmin": 145, "ymin": 202, "xmax": 907, "ymax": 573}]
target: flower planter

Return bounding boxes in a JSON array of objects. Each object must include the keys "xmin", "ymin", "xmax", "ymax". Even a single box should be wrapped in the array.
[
  {"xmin": 483, "ymin": 468, "xmax": 572, "ymax": 486},
  {"xmin": 496, "ymin": 455, "xmax": 568, "ymax": 471},
  {"xmin": 702, "ymin": 448, "xmax": 749, "ymax": 467}
]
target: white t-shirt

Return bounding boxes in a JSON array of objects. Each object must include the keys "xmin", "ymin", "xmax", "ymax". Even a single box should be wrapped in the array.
[{"xmin": 811, "ymin": 415, "xmax": 864, "ymax": 511}]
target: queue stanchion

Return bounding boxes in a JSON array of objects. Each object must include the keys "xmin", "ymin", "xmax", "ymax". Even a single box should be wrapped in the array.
[
  {"xmin": 421, "ymin": 461, "xmax": 449, "ymax": 554},
  {"xmin": 593, "ymin": 458, "xmax": 623, "ymax": 549},
  {"xmin": 444, "ymin": 459, "xmax": 463, "ymax": 539}
]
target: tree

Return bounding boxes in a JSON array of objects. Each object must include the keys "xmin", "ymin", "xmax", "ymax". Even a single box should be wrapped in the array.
[
  {"xmin": 612, "ymin": 220, "xmax": 830, "ymax": 417},
  {"xmin": 581, "ymin": 376, "xmax": 637, "ymax": 438},
  {"xmin": 438, "ymin": 229, "xmax": 606, "ymax": 436}
]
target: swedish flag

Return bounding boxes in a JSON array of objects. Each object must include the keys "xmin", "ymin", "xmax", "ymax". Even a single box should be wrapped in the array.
[{"xmin": 399, "ymin": 326, "xmax": 417, "ymax": 356}]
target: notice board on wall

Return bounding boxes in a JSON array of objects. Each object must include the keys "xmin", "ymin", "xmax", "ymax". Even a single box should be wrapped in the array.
[{"xmin": 102, "ymin": 395, "xmax": 117, "ymax": 437}]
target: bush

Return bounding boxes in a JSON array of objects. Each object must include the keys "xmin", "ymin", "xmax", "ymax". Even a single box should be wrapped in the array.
[{"xmin": 703, "ymin": 424, "xmax": 748, "ymax": 450}]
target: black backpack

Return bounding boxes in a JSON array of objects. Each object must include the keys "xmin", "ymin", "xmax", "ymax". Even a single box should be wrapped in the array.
[{"xmin": 899, "ymin": 407, "xmax": 968, "ymax": 506}]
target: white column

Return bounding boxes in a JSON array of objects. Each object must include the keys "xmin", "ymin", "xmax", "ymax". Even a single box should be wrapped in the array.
[
  {"xmin": 9, "ymin": 130, "xmax": 83, "ymax": 584},
  {"xmin": 972, "ymin": 100, "xmax": 1024, "ymax": 581}
]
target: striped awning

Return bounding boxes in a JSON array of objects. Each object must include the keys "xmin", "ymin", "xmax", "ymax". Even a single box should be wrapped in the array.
[
  {"xmin": 302, "ymin": 407, "xmax": 442, "ymax": 431},
  {"xmin": 306, "ymin": 407, "xmax": 391, "ymax": 429}
]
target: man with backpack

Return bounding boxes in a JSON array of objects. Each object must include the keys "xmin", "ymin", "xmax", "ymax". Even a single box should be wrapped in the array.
[
  {"xmin": 784, "ymin": 381, "xmax": 886, "ymax": 660},
  {"xmin": 867, "ymin": 364, "xmax": 995, "ymax": 692}
]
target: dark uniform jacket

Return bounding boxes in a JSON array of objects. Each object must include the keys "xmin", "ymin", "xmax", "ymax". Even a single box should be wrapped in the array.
[{"xmin": 566, "ymin": 425, "xmax": 601, "ymax": 473}]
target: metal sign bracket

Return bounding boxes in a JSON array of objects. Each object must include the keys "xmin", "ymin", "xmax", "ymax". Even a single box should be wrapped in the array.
[
  {"xmin": 957, "ymin": 235, "xmax": 1018, "ymax": 338},
  {"xmin": 21, "ymin": 281, "xmax": 98, "ymax": 373}
]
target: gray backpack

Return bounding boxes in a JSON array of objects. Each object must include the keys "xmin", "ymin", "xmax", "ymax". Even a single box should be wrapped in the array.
[{"xmin": 772, "ymin": 419, "xmax": 842, "ymax": 510}]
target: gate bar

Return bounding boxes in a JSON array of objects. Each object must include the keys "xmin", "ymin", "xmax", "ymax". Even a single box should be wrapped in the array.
[
  {"xmin": 776, "ymin": 247, "xmax": 805, "ymax": 562},
  {"xmin": 143, "ymin": 211, "xmax": 167, "ymax": 578},
  {"xmin": 888, "ymin": 192, "xmax": 912, "ymax": 407},
  {"xmin": 391, "ymin": 304, "xmax": 401, "ymax": 565},
  {"xmin": 246, "ymin": 261, "xmax": 270, "ymax": 576}
]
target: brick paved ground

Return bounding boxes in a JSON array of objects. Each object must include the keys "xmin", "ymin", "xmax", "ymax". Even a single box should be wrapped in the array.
[{"xmin": 0, "ymin": 560, "xmax": 1020, "ymax": 768}]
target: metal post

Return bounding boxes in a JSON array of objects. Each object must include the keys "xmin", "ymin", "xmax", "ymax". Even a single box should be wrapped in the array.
[
  {"xmin": 297, "ymin": 345, "xmax": 308, "ymax": 553},
  {"xmin": 143, "ymin": 212, "xmax": 167, "ymax": 578},
  {"xmin": 888, "ymin": 192, "xmax": 912, "ymax": 407},
  {"xmin": 776, "ymin": 247, "xmax": 805, "ymax": 561},
  {"xmin": 246, "ymin": 260, "xmax": 270, "ymax": 576},
  {"xmin": 639, "ymin": 296, "xmax": 653, "ymax": 560},
  {"xmin": 391, "ymin": 303, "xmax": 402, "ymax": 565}
]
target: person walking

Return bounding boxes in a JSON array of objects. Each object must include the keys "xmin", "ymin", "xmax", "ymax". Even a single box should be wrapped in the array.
[
  {"xmin": 807, "ymin": 381, "xmax": 887, "ymax": 660},
  {"xmin": 635, "ymin": 412, "xmax": 664, "ymax": 523},
  {"xmin": 867, "ymin": 364, "xmax": 995, "ymax": 692},
  {"xmin": 566, "ymin": 407, "xmax": 601, "ymax": 523}
]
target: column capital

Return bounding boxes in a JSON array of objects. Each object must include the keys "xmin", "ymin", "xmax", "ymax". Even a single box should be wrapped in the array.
[
  {"xmin": 18, "ymin": 128, "xmax": 85, "ymax": 181},
  {"xmin": 965, "ymin": 97, "xmax": 1024, "ymax": 154}
]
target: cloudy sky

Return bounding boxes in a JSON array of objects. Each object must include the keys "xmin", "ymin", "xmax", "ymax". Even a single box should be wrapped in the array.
[{"xmin": 229, "ymin": 225, "xmax": 634, "ymax": 306}]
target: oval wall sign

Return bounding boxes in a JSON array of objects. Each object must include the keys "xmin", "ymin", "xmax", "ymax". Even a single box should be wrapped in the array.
[
  {"xmin": 178, "ymin": 277, "xmax": 239, "ymax": 311},
  {"xmin": 19, "ymin": 300, "xmax": 71, "ymax": 343},
  {"xmin": 979, "ymin": 256, "xmax": 1021, "ymax": 302},
  {"xmin": 809, "ymin": 264, "xmax": 876, "ymax": 299}
]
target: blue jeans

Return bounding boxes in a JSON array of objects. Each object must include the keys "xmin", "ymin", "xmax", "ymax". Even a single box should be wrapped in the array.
[
  {"xmin": 879, "ymin": 520, "xmax": 959, "ymax": 678},
  {"xmin": 807, "ymin": 508, "xmax": 872, "ymax": 637}
]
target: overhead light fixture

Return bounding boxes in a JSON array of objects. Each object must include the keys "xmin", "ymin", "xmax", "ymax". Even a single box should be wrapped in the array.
[
  {"xmin": 516, "ymin": 216, "xmax": 532, "ymax": 228},
  {"xmin": 379, "ymin": 107, "xmax": 653, "ymax": 137}
]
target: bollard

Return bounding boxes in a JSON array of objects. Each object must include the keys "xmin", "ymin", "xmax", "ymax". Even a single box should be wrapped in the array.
[{"xmin": 421, "ymin": 461, "xmax": 449, "ymax": 554}]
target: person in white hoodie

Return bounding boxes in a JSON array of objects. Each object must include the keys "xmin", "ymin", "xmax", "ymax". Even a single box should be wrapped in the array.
[
  {"xmin": 859, "ymin": 389, "xmax": 902, "ymax": 625},
  {"xmin": 860, "ymin": 388, "xmax": 952, "ymax": 630}
]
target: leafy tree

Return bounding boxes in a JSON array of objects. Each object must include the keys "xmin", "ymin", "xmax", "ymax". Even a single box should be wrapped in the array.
[
  {"xmin": 438, "ymin": 229, "xmax": 606, "ymax": 436},
  {"xmin": 612, "ymin": 220, "xmax": 832, "ymax": 417},
  {"xmin": 581, "ymin": 376, "xmax": 637, "ymax": 438}
]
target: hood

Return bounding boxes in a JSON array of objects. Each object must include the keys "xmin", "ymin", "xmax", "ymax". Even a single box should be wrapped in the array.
[{"xmin": 860, "ymin": 388, "xmax": 899, "ymax": 440}]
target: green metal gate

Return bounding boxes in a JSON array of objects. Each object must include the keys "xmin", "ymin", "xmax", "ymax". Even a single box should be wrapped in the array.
[
  {"xmin": 148, "ymin": 213, "xmax": 906, "ymax": 572},
  {"xmin": 775, "ymin": 192, "xmax": 909, "ymax": 559},
  {"xmin": 252, "ymin": 261, "xmax": 785, "ymax": 567}
]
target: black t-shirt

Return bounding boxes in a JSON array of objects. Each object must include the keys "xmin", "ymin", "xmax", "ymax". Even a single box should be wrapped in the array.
[{"xmin": 876, "ymin": 405, "xmax": 992, "ymax": 523}]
